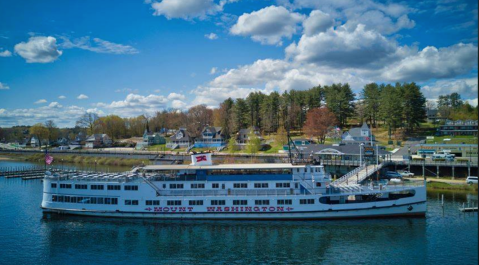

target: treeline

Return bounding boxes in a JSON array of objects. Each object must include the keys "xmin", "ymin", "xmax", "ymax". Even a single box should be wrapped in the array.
[{"xmin": 1, "ymin": 82, "xmax": 477, "ymax": 144}]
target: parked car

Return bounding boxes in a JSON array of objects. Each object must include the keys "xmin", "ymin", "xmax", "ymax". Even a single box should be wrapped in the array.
[
  {"xmin": 390, "ymin": 178, "xmax": 402, "ymax": 183},
  {"xmin": 384, "ymin": 171, "xmax": 402, "ymax": 179},
  {"xmin": 399, "ymin": 171, "xmax": 414, "ymax": 177},
  {"xmin": 466, "ymin": 176, "xmax": 478, "ymax": 185}
]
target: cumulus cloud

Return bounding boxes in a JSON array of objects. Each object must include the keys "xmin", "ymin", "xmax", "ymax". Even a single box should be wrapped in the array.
[
  {"xmin": 0, "ymin": 49, "xmax": 12, "ymax": 57},
  {"xmin": 466, "ymin": 98, "xmax": 478, "ymax": 107},
  {"xmin": 171, "ymin": 99, "xmax": 187, "ymax": 109},
  {"xmin": 303, "ymin": 10, "xmax": 334, "ymax": 36},
  {"xmin": 286, "ymin": 24, "xmax": 400, "ymax": 68},
  {"xmin": 167, "ymin": 92, "xmax": 186, "ymax": 100},
  {"xmin": 210, "ymin": 67, "xmax": 218, "ymax": 74},
  {"xmin": 191, "ymin": 86, "xmax": 268, "ymax": 107},
  {"xmin": 380, "ymin": 43, "xmax": 478, "ymax": 82},
  {"xmin": 150, "ymin": 0, "xmax": 236, "ymax": 20},
  {"xmin": 77, "ymin": 94, "xmax": 89, "ymax": 99},
  {"xmin": 58, "ymin": 95, "xmax": 66, "ymax": 99},
  {"xmin": 0, "ymin": 82, "xmax": 9, "ymax": 90},
  {"xmin": 14, "ymin": 36, "xmax": 62, "ymax": 63},
  {"xmin": 230, "ymin": 6, "xmax": 304, "ymax": 45},
  {"xmin": 96, "ymin": 93, "xmax": 169, "ymax": 117},
  {"xmin": 60, "ymin": 36, "xmax": 139, "ymax": 54},
  {"xmin": 205, "ymin": 33, "xmax": 218, "ymax": 40},
  {"xmin": 34, "ymin": 99, "xmax": 47, "ymax": 104},
  {"xmin": 0, "ymin": 104, "xmax": 92, "ymax": 127},
  {"xmin": 422, "ymin": 77, "xmax": 478, "ymax": 100}
]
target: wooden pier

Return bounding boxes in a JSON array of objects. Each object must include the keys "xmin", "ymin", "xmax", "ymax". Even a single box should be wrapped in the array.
[{"xmin": 0, "ymin": 166, "xmax": 78, "ymax": 180}]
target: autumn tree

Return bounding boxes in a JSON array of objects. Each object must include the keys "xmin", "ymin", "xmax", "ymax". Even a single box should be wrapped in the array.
[
  {"xmin": 302, "ymin": 108, "xmax": 337, "ymax": 144},
  {"xmin": 44, "ymin": 120, "xmax": 59, "ymax": 143},
  {"xmin": 30, "ymin": 123, "xmax": 49, "ymax": 149},
  {"xmin": 245, "ymin": 130, "xmax": 262, "ymax": 154}
]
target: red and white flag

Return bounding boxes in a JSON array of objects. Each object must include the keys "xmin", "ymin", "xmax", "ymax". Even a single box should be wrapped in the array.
[{"xmin": 45, "ymin": 154, "xmax": 54, "ymax": 165}]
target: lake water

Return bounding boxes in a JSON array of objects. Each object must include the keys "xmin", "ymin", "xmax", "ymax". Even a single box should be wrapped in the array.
[{"xmin": 0, "ymin": 160, "xmax": 477, "ymax": 265}]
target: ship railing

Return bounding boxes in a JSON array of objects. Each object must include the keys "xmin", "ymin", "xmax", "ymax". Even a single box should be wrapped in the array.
[
  {"xmin": 327, "ymin": 181, "xmax": 424, "ymax": 195},
  {"xmin": 333, "ymin": 163, "xmax": 367, "ymax": 185},
  {"xmin": 154, "ymin": 188, "xmax": 314, "ymax": 197}
]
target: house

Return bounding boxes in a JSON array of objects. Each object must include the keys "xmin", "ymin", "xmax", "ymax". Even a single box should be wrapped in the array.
[
  {"xmin": 236, "ymin": 127, "xmax": 262, "ymax": 144},
  {"xmin": 69, "ymin": 132, "xmax": 87, "ymax": 150},
  {"xmin": 194, "ymin": 126, "xmax": 226, "ymax": 148},
  {"xmin": 85, "ymin": 134, "xmax": 112, "ymax": 149},
  {"xmin": 341, "ymin": 122, "xmax": 376, "ymax": 145},
  {"xmin": 167, "ymin": 128, "xmax": 193, "ymax": 149},
  {"xmin": 437, "ymin": 120, "xmax": 478, "ymax": 136},
  {"xmin": 283, "ymin": 139, "xmax": 315, "ymax": 151},
  {"xmin": 136, "ymin": 129, "xmax": 166, "ymax": 150},
  {"xmin": 29, "ymin": 136, "xmax": 39, "ymax": 148},
  {"xmin": 56, "ymin": 137, "xmax": 69, "ymax": 146}
]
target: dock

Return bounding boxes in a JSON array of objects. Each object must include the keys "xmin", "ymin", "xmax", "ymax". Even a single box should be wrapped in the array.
[{"xmin": 0, "ymin": 166, "xmax": 79, "ymax": 180}]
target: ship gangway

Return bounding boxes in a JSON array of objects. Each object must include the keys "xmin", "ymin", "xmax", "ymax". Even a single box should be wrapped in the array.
[{"xmin": 332, "ymin": 162, "xmax": 386, "ymax": 187}]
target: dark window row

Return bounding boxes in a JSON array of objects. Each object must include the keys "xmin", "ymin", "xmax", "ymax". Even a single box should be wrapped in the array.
[
  {"xmin": 52, "ymin": 195, "xmax": 118, "ymax": 205},
  {"xmin": 254, "ymin": 183, "xmax": 268, "ymax": 188},
  {"xmin": 91, "ymin": 184, "xmax": 104, "ymax": 190},
  {"xmin": 189, "ymin": 200, "xmax": 203, "ymax": 206},
  {"xmin": 277, "ymin": 199, "xmax": 292, "ymax": 205},
  {"xmin": 108, "ymin": 185, "xmax": 121, "ymax": 190},
  {"xmin": 233, "ymin": 183, "xmax": 248, "ymax": 188},
  {"xmin": 170, "ymin": 184, "xmax": 184, "ymax": 189},
  {"xmin": 191, "ymin": 183, "xmax": 205, "ymax": 189},
  {"xmin": 167, "ymin": 200, "xmax": 182, "ymax": 206},
  {"xmin": 124, "ymin": 185, "xmax": 138, "ymax": 191},
  {"xmin": 60, "ymin": 184, "xmax": 72, "ymax": 189},
  {"xmin": 146, "ymin": 200, "xmax": 160, "ymax": 206},
  {"xmin": 255, "ymin": 200, "xmax": 269, "ymax": 205},
  {"xmin": 75, "ymin": 184, "xmax": 87, "ymax": 190},
  {"xmin": 211, "ymin": 200, "xmax": 225, "ymax": 205},
  {"xmin": 276, "ymin": 183, "xmax": 290, "ymax": 188},
  {"xmin": 125, "ymin": 200, "xmax": 139, "ymax": 205},
  {"xmin": 300, "ymin": 199, "xmax": 315, "ymax": 205},
  {"xmin": 233, "ymin": 200, "xmax": 248, "ymax": 205}
]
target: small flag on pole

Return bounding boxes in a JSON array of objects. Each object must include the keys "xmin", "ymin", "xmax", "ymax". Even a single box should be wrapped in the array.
[{"xmin": 45, "ymin": 154, "xmax": 54, "ymax": 165}]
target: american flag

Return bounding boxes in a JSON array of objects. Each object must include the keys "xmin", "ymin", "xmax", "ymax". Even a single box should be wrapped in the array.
[{"xmin": 45, "ymin": 154, "xmax": 54, "ymax": 165}]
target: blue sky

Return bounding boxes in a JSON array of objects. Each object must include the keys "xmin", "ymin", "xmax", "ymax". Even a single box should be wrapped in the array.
[{"xmin": 0, "ymin": 0, "xmax": 477, "ymax": 127}]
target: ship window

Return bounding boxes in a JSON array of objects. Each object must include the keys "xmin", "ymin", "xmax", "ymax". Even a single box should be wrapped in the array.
[
  {"xmin": 191, "ymin": 183, "xmax": 205, "ymax": 189},
  {"xmin": 146, "ymin": 200, "xmax": 160, "ymax": 206},
  {"xmin": 105, "ymin": 198, "xmax": 111, "ymax": 204},
  {"xmin": 277, "ymin": 199, "xmax": 292, "ymax": 205},
  {"xmin": 60, "ymin": 184, "xmax": 72, "ymax": 189},
  {"xmin": 189, "ymin": 200, "xmax": 203, "ymax": 206},
  {"xmin": 212, "ymin": 183, "xmax": 219, "ymax": 189},
  {"xmin": 254, "ymin": 183, "xmax": 268, "ymax": 188},
  {"xmin": 233, "ymin": 183, "xmax": 248, "ymax": 188},
  {"xmin": 211, "ymin": 200, "xmax": 225, "ymax": 206},
  {"xmin": 124, "ymin": 185, "xmax": 139, "ymax": 191},
  {"xmin": 233, "ymin": 200, "xmax": 248, "ymax": 205},
  {"xmin": 51, "ymin": 183, "xmax": 57, "ymax": 188},
  {"xmin": 315, "ymin": 182, "xmax": 322, "ymax": 187},
  {"xmin": 255, "ymin": 200, "xmax": 269, "ymax": 205},
  {"xmin": 300, "ymin": 199, "xmax": 314, "ymax": 204},
  {"xmin": 276, "ymin": 183, "xmax": 290, "ymax": 188},
  {"xmin": 75, "ymin": 184, "xmax": 88, "ymax": 190},
  {"xmin": 125, "ymin": 200, "xmax": 139, "ymax": 206},
  {"xmin": 167, "ymin": 200, "xmax": 182, "ymax": 206},
  {"xmin": 97, "ymin": 197, "xmax": 104, "ymax": 204},
  {"xmin": 52, "ymin": 195, "xmax": 57, "ymax": 202},
  {"xmin": 58, "ymin": 196, "xmax": 64, "ymax": 202},
  {"xmin": 91, "ymin": 185, "xmax": 104, "ymax": 190},
  {"xmin": 107, "ymin": 185, "xmax": 121, "ymax": 190},
  {"xmin": 90, "ymin": 197, "xmax": 97, "ymax": 204},
  {"xmin": 112, "ymin": 198, "xmax": 118, "ymax": 205},
  {"xmin": 170, "ymin": 184, "xmax": 184, "ymax": 189}
]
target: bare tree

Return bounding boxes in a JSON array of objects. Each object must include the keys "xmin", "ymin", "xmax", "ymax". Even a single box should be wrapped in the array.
[
  {"xmin": 303, "ymin": 107, "xmax": 338, "ymax": 144},
  {"xmin": 76, "ymin": 112, "xmax": 99, "ymax": 135}
]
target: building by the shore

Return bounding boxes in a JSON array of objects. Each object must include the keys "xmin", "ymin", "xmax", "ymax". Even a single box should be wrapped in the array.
[{"xmin": 437, "ymin": 120, "xmax": 478, "ymax": 136}]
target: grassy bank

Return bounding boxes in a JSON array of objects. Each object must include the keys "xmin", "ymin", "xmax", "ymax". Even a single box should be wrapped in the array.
[
  {"xmin": 2, "ymin": 153, "xmax": 150, "ymax": 167},
  {"xmin": 427, "ymin": 182, "xmax": 478, "ymax": 192}
]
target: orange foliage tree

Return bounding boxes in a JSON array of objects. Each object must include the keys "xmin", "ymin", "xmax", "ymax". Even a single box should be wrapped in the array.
[{"xmin": 303, "ymin": 107, "xmax": 338, "ymax": 144}]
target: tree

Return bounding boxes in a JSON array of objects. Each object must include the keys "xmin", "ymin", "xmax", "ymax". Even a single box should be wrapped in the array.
[
  {"xmin": 215, "ymin": 98, "xmax": 234, "ymax": 138},
  {"xmin": 324, "ymin": 83, "xmax": 355, "ymax": 127},
  {"xmin": 187, "ymin": 105, "xmax": 213, "ymax": 137},
  {"xmin": 76, "ymin": 112, "xmax": 99, "ymax": 135},
  {"xmin": 302, "ymin": 108, "xmax": 338, "ymax": 144},
  {"xmin": 245, "ymin": 130, "xmax": 261, "ymax": 154},
  {"xmin": 275, "ymin": 124, "xmax": 288, "ymax": 146},
  {"xmin": 231, "ymin": 98, "xmax": 249, "ymax": 132},
  {"xmin": 44, "ymin": 120, "xmax": 59, "ymax": 143},
  {"xmin": 400, "ymin": 82, "xmax": 426, "ymax": 133},
  {"xmin": 227, "ymin": 137, "xmax": 238, "ymax": 153},
  {"xmin": 30, "ymin": 123, "xmax": 49, "ymax": 149},
  {"xmin": 361, "ymin": 83, "xmax": 381, "ymax": 127},
  {"xmin": 379, "ymin": 84, "xmax": 403, "ymax": 139}
]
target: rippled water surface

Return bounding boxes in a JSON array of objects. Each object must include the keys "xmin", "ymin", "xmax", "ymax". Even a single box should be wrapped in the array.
[{"xmin": 0, "ymin": 160, "xmax": 477, "ymax": 265}]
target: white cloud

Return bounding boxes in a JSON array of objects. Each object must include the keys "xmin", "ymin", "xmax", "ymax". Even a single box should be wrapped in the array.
[
  {"xmin": 344, "ymin": 11, "xmax": 415, "ymax": 35},
  {"xmin": 171, "ymin": 99, "xmax": 187, "ymax": 109},
  {"xmin": 77, "ymin": 94, "xmax": 89, "ymax": 100},
  {"xmin": 286, "ymin": 24, "xmax": 400, "ymax": 68},
  {"xmin": 0, "ymin": 82, "xmax": 9, "ymax": 90},
  {"xmin": 205, "ymin": 33, "xmax": 218, "ymax": 40},
  {"xmin": 230, "ymin": 5, "xmax": 305, "ymax": 45},
  {"xmin": 210, "ymin": 67, "xmax": 218, "ymax": 74},
  {"xmin": 191, "ymin": 86, "xmax": 268, "ymax": 107},
  {"xmin": 96, "ymin": 93, "xmax": 169, "ymax": 117},
  {"xmin": 422, "ymin": 77, "xmax": 478, "ymax": 100},
  {"xmin": 0, "ymin": 49, "xmax": 12, "ymax": 57},
  {"xmin": 167, "ymin": 92, "xmax": 186, "ymax": 100},
  {"xmin": 48, "ymin": 102, "xmax": 63, "ymax": 108},
  {"xmin": 303, "ymin": 10, "xmax": 334, "ymax": 36},
  {"xmin": 34, "ymin": 99, "xmax": 47, "ymax": 104},
  {"xmin": 150, "ymin": 0, "xmax": 229, "ymax": 20},
  {"xmin": 381, "ymin": 43, "xmax": 478, "ymax": 82},
  {"xmin": 14, "ymin": 36, "xmax": 62, "ymax": 63},
  {"xmin": 115, "ymin": 88, "xmax": 139, "ymax": 93},
  {"xmin": 58, "ymin": 95, "xmax": 66, "ymax": 99},
  {"xmin": 466, "ymin": 98, "xmax": 478, "ymax": 107},
  {"xmin": 60, "ymin": 36, "xmax": 139, "ymax": 54}
]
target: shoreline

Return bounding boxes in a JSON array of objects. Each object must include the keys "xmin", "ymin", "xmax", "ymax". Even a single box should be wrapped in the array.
[{"xmin": 0, "ymin": 153, "xmax": 150, "ymax": 167}]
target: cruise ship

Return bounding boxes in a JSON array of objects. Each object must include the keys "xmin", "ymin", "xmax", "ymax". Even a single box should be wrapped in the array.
[{"xmin": 41, "ymin": 153, "xmax": 427, "ymax": 220}]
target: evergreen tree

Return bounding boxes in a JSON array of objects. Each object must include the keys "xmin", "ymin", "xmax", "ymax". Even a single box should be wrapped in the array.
[
  {"xmin": 379, "ymin": 84, "xmax": 403, "ymax": 139},
  {"xmin": 324, "ymin": 83, "xmax": 355, "ymax": 127},
  {"xmin": 361, "ymin": 83, "xmax": 382, "ymax": 127},
  {"xmin": 400, "ymin": 82, "xmax": 426, "ymax": 133}
]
